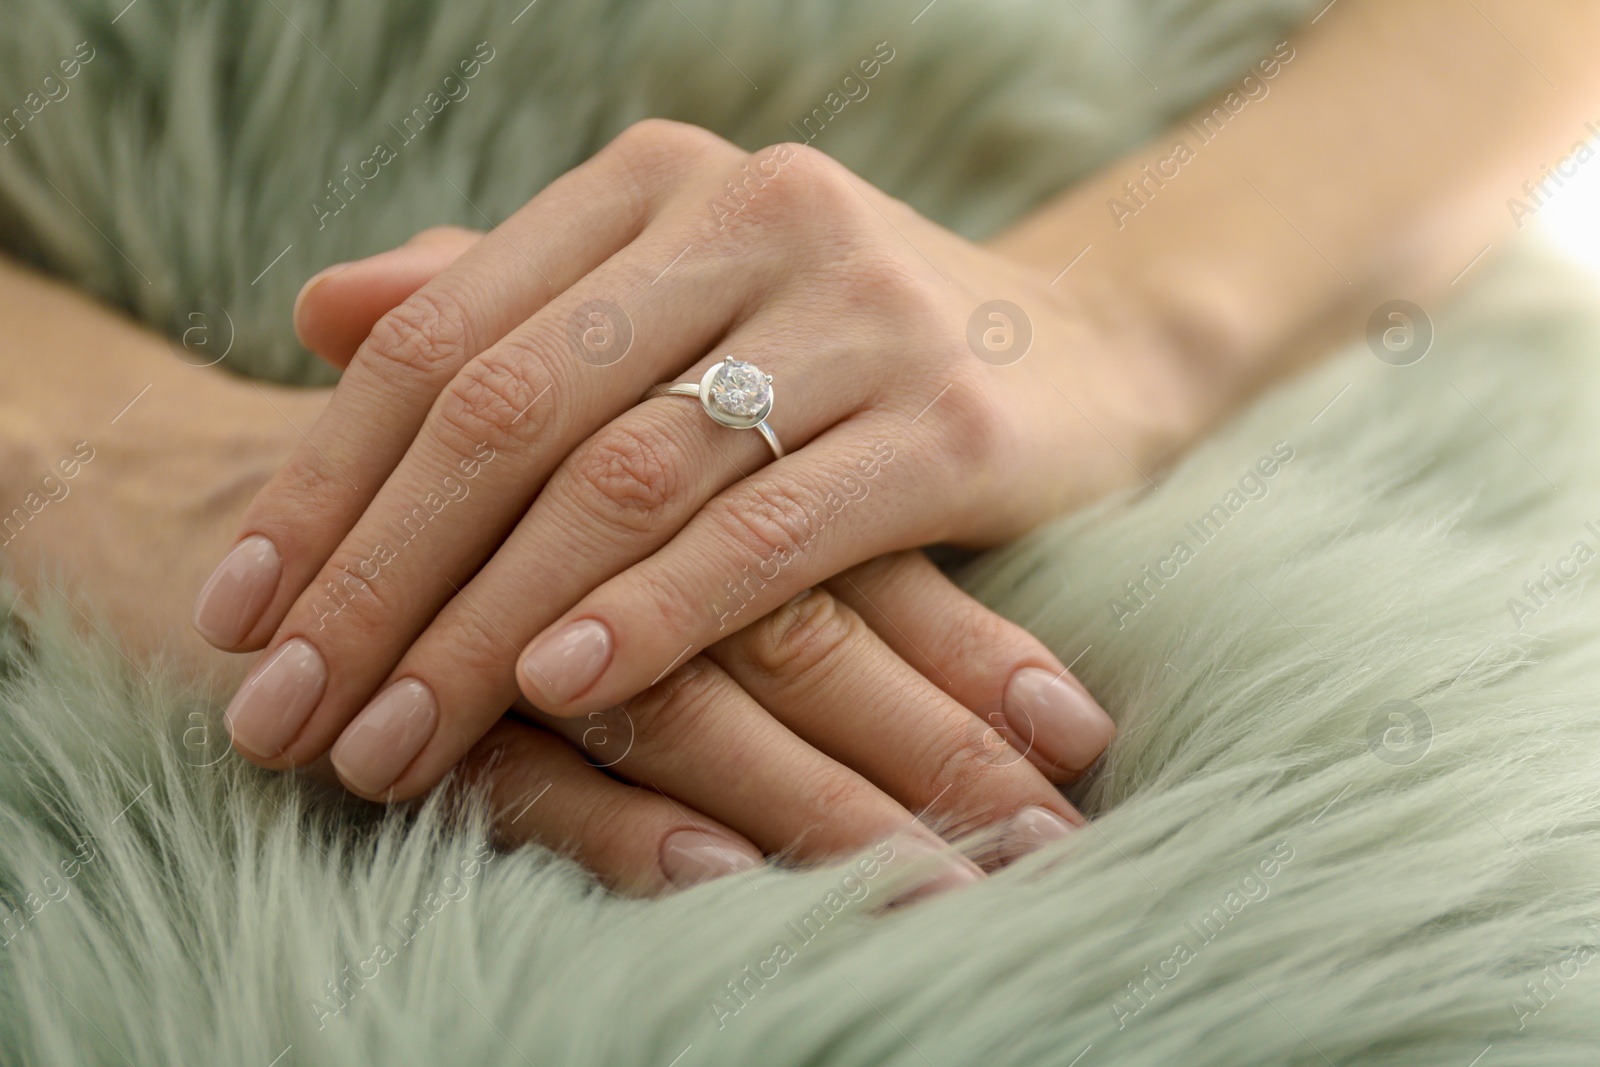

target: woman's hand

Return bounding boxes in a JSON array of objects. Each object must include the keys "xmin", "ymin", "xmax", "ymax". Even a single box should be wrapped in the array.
[
  {"xmin": 282, "ymin": 225, "xmax": 1116, "ymax": 890},
  {"xmin": 456, "ymin": 549, "xmax": 1108, "ymax": 894},
  {"xmin": 194, "ymin": 121, "xmax": 1154, "ymax": 813},
  {"xmin": 0, "ymin": 251, "xmax": 1106, "ymax": 899}
]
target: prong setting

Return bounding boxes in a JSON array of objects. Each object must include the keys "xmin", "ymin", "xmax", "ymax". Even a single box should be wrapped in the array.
[{"xmin": 699, "ymin": 357, "xmax": 774, "ymax": 429}]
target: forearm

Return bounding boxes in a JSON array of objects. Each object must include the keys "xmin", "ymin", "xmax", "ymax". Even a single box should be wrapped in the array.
[
  {"xmin": 0, "ymin": 254, "xmax": 321, "ymax": 680},
  {"xmin": 991, "ymin": 0, "xmax": 1600, "ymax": 447},
  {"xmin": 0, "ymin": 256, "xmax": 175, "ymax": 476}
]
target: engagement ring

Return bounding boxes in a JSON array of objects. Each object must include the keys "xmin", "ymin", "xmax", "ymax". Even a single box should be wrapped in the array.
[{"xmin": 651, "ymin": 356, "xmax": 784, "ymax": 459}]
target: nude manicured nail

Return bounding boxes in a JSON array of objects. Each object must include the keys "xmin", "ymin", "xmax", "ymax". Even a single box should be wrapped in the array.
[
  {"xmin": 881, "ymin": 832, "xmax": 985, "ymax": 905},
  {"xmin": 660, "ymin": 828, "xmax": 763, "ymax": 887},
  {"xmin": 192, "ymin": 535, "xmax": 281, "ymax": 648},
  {"xmin": 1003, "ymin": 667, "xmax": 1116, "ymax": 774},
  {"xmin": 519, "ymin": 619, "xmax": 612, "ymax": 705},
  {"xmin": 332, "ymin": 678, "xmax": 438, "ymax": 796},
  {"xmin": 1010, "ymin": 806, "xmax": 1078, "ymax": 848},
  {"xmin": 224, "ymin": 638, "xmax": 326, "ymax": 758}
]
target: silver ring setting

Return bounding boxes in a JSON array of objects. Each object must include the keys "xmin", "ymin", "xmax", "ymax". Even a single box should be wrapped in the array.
[{"xmin": 654, "ymin": 357, "xmax": 784, "ymax": 459}]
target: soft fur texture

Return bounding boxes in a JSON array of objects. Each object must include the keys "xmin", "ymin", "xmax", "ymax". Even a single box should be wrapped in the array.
[{"xmin": 4, "ymin": 0, "xmax": 1600, "ymax": 1064}]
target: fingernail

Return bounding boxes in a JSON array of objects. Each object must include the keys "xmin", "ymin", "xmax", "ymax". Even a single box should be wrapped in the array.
[
  {"xmin": 880, "ymin": 832, "xmax": 985, "ymax": 905},
  {"xmin": 192, "ymin": 535, "xmax": 281, "ymax": 648},
  {"xmin": 1010, "ymin": 806, "xmax": 1078, "ymax": 849},
  {"xmin": 1004, "ymin": 667, "xmax": 1115, "ymax": 774},
  {"xmin": 224, "ymin": 638, "xmax": 326, "ymax": 758},
  {"xmin": 660, "ymin": 828, "xmax": 763, "ymax": 887},
  {"xmin": 331, "ymin": 678, "xmax": 438, "ymax": 795},
  {"xmin": 519, "ymin": 619, "xmax": 612, "ymax": 706},
  {"xmin": 292, "ymin": 261, "xmax": 352, "ymax": 323}
]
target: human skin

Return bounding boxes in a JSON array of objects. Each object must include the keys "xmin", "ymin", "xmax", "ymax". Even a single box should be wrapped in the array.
[
  {"xmin": 7, "ymin": 0, "xmax": 1600, "ymax": 893},
  {"xmin": 0, "ymin": 253, "xmax": 1099, "ymax": 895},
  {"xmin": 202, "ymin": 123, "xmax": 1151, "ymax": 896},
  {"xmin": 0, "ymin": 254, "xmax": 324, "ymax": 684},
  {"xmin": 203, "ymin": 0, "xmax": 1600, "ymax": 835}
]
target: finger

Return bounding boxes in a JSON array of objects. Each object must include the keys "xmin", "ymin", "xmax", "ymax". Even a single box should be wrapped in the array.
[
  {"xmin": 459, "ymin": 717, "xmax": 763, "ymax": 896},
  {"xmin": 294, "ymin": 226, "xmax": 482, "ymax": 369},
  {"xmin": 196, "ymin": 120, "xmax": 733, "ymax": 655},
  {"xmin": 828, "ymin": 551, "xmax": 1115, "ymax": 783},
  {"xmin": 517, "ymin": 422, "xmax": 920, "ymax": 715},
  {"xmin": 199, "ymin": 227, "xmax": 480, "ymax": 683},
  {"xmin": 223, "ymin": 142, "xmax": 819, "ymax": 768},
  {"xmin": 225, "ymin": 204, "xmax": 795, "ymax": 769},
  {"xmin": 708, "ymin": 588, "xmax": 1083, "ymax": 847},
  {"xmin": 328, "ymin": 308, "xmax": 885, "ymax": 800},
  {"xmin": 514, "ymin": 658, "xmax": 975, "ymax": 875}
]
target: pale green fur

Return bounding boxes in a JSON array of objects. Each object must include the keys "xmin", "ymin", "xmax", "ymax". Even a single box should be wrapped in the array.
[{"xmin": 5, "ymin": 0, "xmax": 1600, "ymax": 1063}]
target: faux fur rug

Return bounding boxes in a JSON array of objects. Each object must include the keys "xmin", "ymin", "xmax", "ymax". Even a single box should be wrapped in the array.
[{"xmin": 6, "ymin": 1, "xmax": 1600, "ymax": 1064}]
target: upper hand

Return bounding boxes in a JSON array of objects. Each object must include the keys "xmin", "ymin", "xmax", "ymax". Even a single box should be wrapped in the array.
[{"xmin": 193, "ymin": 120, "xmax": 1142, "ymax": 803}]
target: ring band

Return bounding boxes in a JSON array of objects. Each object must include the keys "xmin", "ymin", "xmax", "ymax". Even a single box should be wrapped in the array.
[{"xmin": 650, "ymin": 356, "xmax": 785, "ymax": 460}]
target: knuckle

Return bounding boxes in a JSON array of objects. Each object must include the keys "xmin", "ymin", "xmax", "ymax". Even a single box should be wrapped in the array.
[
  {"xmin": 245, "ymin": 462, "xmax": 358, "ymax": 552},
  {"xmin": 361, "ymin": 288, "xmax": 473, "ymax": 380},
  {"xmin": 606, "ymin": 119, "xmax": 735, "ymax": 179},
  {"xmin": 834, "ymin": 550, "xmax": 913, "ymax": 598},
  {"xmin": 917, "ymin": 728, "xmax": 1016, "ymax": 823},
  {"xmin": 712, "ymin": 141, "xmax": 857, "ymax": 241},
  {"xmin": 936, "ymin": 607, "xmax": 1024, "ymax": 685},
  {"xmin": 745, "ymin": 590, "xmax": 861, "ymax": 680},
  {"xmin": 297, "ymin": 551, "xmax": 399, "ymax": 640},
  {"xmin": 835, "ymin": 244, "xmax": 927, "ymax": 316},
  {"xmin": 571, "ymin": 787, "xmax": 648, "ymax": 858},
  {"xmin": 564, "ymin": 416, "xmax": 685, "ymax": 535},
  {"xmin": 711, "ymin": 476, "xmax": 815, "ymax": 565},
  {"xmin": 916, "ymin": 367, "xmax": 1008, "ymax": 470},
  {"xmin": 434, "ymin": 607, "xmax": 516, "ymax": 679},
  {"xmin": 656, "ymin": 575, "xmax": 709, "ymax": 637},
  {"xmin": 434, "ymin": 349, "xmax": 555, "ymax": 456},
  {"xmin": 621, "ymin": 565, "xmax": 706, "ymax": 641},
  {"xmin": 768, "ymin": 141, "xmax": 850, "ymax": 202},
  {"xmin": 626, "ymin": 658, "xmax": 720, "ymax": 742},
  {"xmin": 614, "ymin": 117, "xmax": 720, "ymax": 155},
  {"xmin": 799, "ymin": 765, "xmax": 879, "ymax": 822}
]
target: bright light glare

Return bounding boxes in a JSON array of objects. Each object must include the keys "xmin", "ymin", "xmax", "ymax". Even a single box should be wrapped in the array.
[{"xmin": 1530, "ymin": 137, "xmax": 1600, "ymax": 279}]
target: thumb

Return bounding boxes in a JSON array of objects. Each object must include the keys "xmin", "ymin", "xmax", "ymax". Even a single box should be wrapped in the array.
[{"xmin": 293, "ymin": 225, "xmax": 483, "ymax": 370}]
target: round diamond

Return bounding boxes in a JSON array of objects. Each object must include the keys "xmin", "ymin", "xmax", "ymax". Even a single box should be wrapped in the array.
[{"xmin": 706, "ymin": 359, "xmax": 771, "ymax": 418}]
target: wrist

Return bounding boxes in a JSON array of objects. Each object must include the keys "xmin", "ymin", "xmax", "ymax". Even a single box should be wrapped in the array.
[
  {"xmin": 1054, "ymin": 253, "xmax": 1218, "ymax": 461},
  {"xmin": 950, "ymin": 245, "xmax": 1215, "ymax": 544},
  {"xmin": 989, "ymin": 173, "xmax": 1299, "ymax": 478}
]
